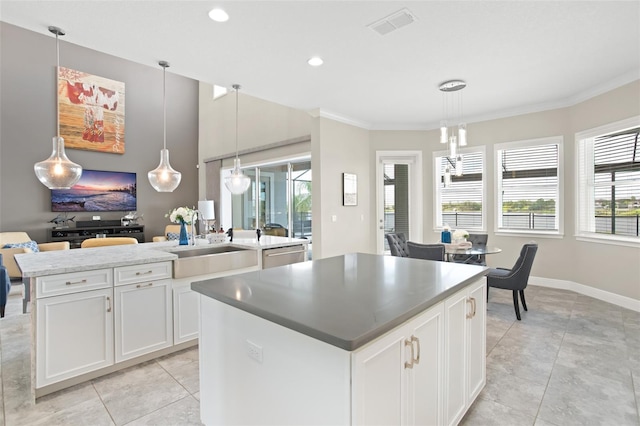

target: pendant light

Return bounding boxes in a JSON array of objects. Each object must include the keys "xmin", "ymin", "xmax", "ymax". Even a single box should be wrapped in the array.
[
  {"xmin": 148, "ymin": 61, "xmax": 182, "ymax": 192},
  {"xmin": 34, "ymin": 26, "xmax": 83, "ymax": 189},
  {"xmin": 439, "ymin": 79, "xmax": 468, "ymax": 157},
  {"xmin": 224, "ymin": 84, "xmax": 251, "ymax": 194}
]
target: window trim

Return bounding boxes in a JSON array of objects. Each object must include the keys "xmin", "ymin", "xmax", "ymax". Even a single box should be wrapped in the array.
[
  {"xmin": 433, "ymin": 145, "xmax": 486, "ymax": 232},
  {"xmin": 575, "ymin": 115, "xmax": 640, "ymax": 247},
  {"xmin": 494, "ymin": 136, "xmax": 564, "ymax": 236}
]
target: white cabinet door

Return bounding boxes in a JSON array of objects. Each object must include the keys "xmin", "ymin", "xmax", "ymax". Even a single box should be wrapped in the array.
[
  {"xmin": 467, "ymin": 279, "xmax": 487, "ymax": 403},
  {"xmin": 444, "ymin": 288, "xmax": 468, "ymax": 426},
  {"xmin": 444, "ymin": 278, "xmax": 487, "ymax": 426},
  {"xmin": 173, "ymin": 284, "xmax": 200, "ymax": 344},
  {"xmin": 352, "ymin": 328, "xmax": 409, "ymax": 426},
  {"xmin": 115, "ymin": 279, "xmax": 173, "ymax": 362},
  {"xmin": 36, "ymin": 288, "xmax": 114, "ymax": 387},
  {"xmin": 353, "ymin": 304, "xmax": 444, "ymax": 426},
  {"xmin": 408, "ymin": 304, "xmax": 444, "ymax": 426}
]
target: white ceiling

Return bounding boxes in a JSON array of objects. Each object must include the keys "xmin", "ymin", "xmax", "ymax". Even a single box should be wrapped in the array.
[{"xmin": 1, "ymin": 1, "xmax": 639, "ymax": 130}]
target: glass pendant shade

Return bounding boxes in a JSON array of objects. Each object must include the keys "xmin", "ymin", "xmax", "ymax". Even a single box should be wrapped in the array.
[
  {"xmin": 148, "ymin": 148, "xmax": 181, "ymax": 192},
  {"xmin": 34, "ymin": 136, "xmax": 82, "ymax": 189},
  {"xmin": 455, "ymin": 155, "xmax": 463, "ymax": 176},
  {"xmin": 458, "ymin": 123, "xmax": 467, "ymax": 146},
  {"xmin": 444, "ymin": 165, "xmax": 452, "ymax": 187},
  {"xmin": 225, "ymin": 158, "xmax": 251, "ymax": 194},
  {"xmin": 440, "ymin": 121, "xmax": 448, "ymax": 144},
  {"xmin": 449, "ymin": 136, "xmax": 458, "ymax": 158}
]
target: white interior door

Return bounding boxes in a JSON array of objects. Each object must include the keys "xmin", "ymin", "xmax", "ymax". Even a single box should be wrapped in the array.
[{"xmin": 376, "ymin": 151, "xmax": 423, "ymax": 254}]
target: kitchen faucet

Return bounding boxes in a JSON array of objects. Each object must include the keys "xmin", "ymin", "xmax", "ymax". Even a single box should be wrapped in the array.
[{"xmin": 190, "ymin": 210, "xmax": 203, "ymax": 246}]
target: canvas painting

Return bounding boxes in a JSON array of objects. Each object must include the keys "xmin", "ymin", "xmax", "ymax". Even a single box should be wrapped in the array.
[{"xmin": 58, "ymin": 66, "xmax": 125, "ymax": 154}]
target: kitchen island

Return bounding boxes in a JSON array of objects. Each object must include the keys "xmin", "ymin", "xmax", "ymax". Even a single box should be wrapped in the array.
[
  {"xmin": 14, "ymin": 235, "xmax": 307, "ymax": 399},
  {"xmin": 192, "ymin": 252, "xmax": 488, "ymax": 426}
]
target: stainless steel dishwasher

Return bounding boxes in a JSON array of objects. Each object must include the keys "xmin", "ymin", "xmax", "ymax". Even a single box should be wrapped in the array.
[{"xmin": 261, "ymin": 245, "xmax": 306, "ymax": 269}]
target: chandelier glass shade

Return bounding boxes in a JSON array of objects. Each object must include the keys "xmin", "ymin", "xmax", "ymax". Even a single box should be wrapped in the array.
[
  {"xmin": 34, "ymin": 26, "xmax": 83, "ymax": 190},
  {"xmin": 224, "ymin": 84, "xmax": 251, "ymax": 195},
  {"xmin": 148, "ymin": 61, "xmax": 182, "ymax": 192}
]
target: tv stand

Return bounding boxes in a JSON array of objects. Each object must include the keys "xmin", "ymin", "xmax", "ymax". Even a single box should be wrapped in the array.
[{"xmin": 48, "ymin": 224, "xmax": 145, "ymax": 249}]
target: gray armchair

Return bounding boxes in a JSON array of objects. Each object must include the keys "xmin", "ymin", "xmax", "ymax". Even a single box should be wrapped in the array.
[
  {"xmin": 406, "ymin": 242, "xmax": 446, "ymax": 261},
  {"xmin": 1, "ymin": 254, "xmax": 11, "ymax": 318},
  {"xmin": 386, "ymin": 233, "xmax": 409, "ymax": 257},
  {"xmin": 487, "ymin": 242, "xmax": 538, "ymax": 320}
]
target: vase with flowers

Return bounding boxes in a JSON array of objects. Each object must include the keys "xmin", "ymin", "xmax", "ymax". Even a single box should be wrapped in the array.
[
  {"xmin": 166, "ymin": 206, "xmax": 195, "ymax": 245},
  {"xmin": 452, "ymin": 229, "xmax": 469, "ymax": 245}
]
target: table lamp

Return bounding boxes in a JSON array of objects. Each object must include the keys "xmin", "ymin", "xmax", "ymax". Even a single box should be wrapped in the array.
[{"xmin": 198, "ymin": 200, "xmax": 215, "ymax": 234}]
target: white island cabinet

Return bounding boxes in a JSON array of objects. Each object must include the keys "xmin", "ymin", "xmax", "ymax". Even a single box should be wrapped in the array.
[
  {"xmin": 36, "ymin": 269, "xmax": 114, "ymax": 388},
  {"xmin": 193, "ymin": 253, "xmax": 488, "ymax": 426}
]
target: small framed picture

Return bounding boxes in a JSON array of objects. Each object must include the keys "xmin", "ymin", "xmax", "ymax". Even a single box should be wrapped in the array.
[{"xmin": 343, "ymin": 173, "xmax": 357, "ymax": 206}]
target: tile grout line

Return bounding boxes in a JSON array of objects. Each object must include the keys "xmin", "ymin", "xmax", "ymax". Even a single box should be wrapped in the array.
[{"xmin": 91, "ymin": 380, "xmax": 117, "ymax": 426}]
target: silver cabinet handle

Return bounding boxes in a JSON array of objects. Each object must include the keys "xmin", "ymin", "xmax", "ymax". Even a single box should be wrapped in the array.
[
  {"xmin": 106, "ymin": 296, "xmax": 112, "ymax": 313},
  {"xmin": 136, "ymin": 282, "xmax": 153, "ymax": 288},
  {"xmin": 412, "ymin": 336, "xmax": 421, "ymax": 365},
  {"xmin": 404, "ymin": 338, "xmax": 414, "ymax": 369},
  {"xmin": 466, "ymin": 298, "xmax": 473, "ymax": 319},
  {"xmin": 135, "ymin": 270, "xmax": 153, "ymax": 276},
  {"xmin": 66, "ymin": 279, "xmax": 87, "ymax": 286},
  {"xmin": 471, "ymin": 297, "xmax": 477, "ymax": 317}
]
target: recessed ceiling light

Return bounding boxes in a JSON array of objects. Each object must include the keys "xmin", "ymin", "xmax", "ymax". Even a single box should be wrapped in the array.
[
  {"xmin": 308, "ymin": 57, "xmax": 324, "ymax": 67},
  {"xmin": 208, "ymin": 8, "xmax": 229, "ymax": 22}
]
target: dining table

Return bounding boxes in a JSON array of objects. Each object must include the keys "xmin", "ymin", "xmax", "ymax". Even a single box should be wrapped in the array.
[{"xmin": 444, "ymin": 244, "xmax": 502, "ymax": 264}]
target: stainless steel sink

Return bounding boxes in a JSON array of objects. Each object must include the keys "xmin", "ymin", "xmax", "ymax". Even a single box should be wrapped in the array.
[{"xmin": 170, "ymin": 245, "xmax": 258, "ymax": 278}]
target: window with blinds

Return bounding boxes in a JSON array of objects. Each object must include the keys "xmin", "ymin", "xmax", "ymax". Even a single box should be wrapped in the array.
[
  {"xmin": 577, "ymin": 123, "xmax": 640, "ymax": 239},
  {"xmin": 496, "ymin": 138, "xmax": 561, "ymax": 232},
  {"xmin": 434, "ymin": 147, "xmax": 484, "ymax": 230}
]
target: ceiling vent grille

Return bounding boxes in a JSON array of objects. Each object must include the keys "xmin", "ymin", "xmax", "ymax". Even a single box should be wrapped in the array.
[{"xmin": 368, "ymin": 8, "xmax": 416, "ymax": 36}]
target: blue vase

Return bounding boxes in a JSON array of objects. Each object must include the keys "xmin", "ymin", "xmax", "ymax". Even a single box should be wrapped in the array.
[{"xmin": 179, "ymin": 221, "xmax": 189, "ymax": 245}]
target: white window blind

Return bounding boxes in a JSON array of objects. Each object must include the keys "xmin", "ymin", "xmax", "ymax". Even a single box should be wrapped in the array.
[
  {"xmin": 434, "ymin": 148, "xmax": 484, "ymax": 230},
  {"xmin": 496, "ymin": 138, "xmax": 561, "ymax": 232},
  {"xmin": 577, "ymin": 123, "xmax": 640, "ymax": 240}
]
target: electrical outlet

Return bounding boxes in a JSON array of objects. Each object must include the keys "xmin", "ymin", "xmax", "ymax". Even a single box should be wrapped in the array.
[{"xmin": 246, "ymin": 340, "xmax": 263, "ymax": 363}]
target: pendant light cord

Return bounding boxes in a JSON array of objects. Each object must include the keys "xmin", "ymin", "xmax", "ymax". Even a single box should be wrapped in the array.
[
  {"xmin": 163, "ymin": 64, "xmax": 167, "ymax": 150},
  {"xmin": 234, "ymin": 84, "xmax": 240, "ymax": 161},
  {"xmin": 55, "ymin": 30, "xmax": 60, "ymax": 138}
]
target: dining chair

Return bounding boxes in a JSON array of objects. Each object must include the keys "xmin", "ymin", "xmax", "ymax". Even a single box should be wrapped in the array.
[
  {"xmin": 386, "ymin": 233, "xmax": 409, "ymax": 257},
  {"xmin": 486, "ymin": 242, "xmax": 538, "ymax": 320},
  {"xmin": 80, "ymin": 237, "xmax": 139, "ymax": 248},
  {"xmin": 406, "ymin": 241, "xmax": 446, "ymax": 261},
  {"xmin": 452, "ymin": 233, "xmax": 488, "ymax": 265}
]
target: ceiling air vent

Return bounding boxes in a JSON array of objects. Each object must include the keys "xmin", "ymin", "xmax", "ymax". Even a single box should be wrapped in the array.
[{"xmin": 368, "ymin": 8, "xmax": 416, "ymax": 36}]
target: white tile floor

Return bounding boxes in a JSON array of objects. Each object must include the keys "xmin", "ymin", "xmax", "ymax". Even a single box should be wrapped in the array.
[{"xmin": 1, "ymin": 283, "xmax": 639, "ymax": 425}]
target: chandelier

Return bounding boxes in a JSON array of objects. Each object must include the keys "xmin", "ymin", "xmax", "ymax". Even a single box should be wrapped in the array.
[{"xmin": 439, "ymin": 79, "xmax": 467, "ymax": 186}]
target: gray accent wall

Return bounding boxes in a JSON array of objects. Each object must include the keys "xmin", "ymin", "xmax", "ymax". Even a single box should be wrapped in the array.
[{"xmin": 0, "ymin": 23, "xmax": 199, "ymax": 243}]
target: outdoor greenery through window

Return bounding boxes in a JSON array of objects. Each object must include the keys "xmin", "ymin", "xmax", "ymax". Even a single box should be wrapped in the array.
[
  {"xmin": 496, "ymin": 138, "xmax": 561, "ymax": 233},
  {"xmin": 577, "ymin": 121, "xmax": 640, "ymax": 240},
  {"xmin": 435, "ymin": 148, "xmax": 484, "ymax": 230}
]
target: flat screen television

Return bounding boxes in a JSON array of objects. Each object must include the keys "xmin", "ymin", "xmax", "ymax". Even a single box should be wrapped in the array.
[{"xmin": 51, "ymin": 169, "xmax": 137, "ymax": 212}]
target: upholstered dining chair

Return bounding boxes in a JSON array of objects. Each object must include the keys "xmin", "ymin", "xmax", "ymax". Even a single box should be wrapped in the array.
[
  {"xmin": 406, "ymin": 242, "xmax": 446, "ymax": 261},
  {"xmin": 80, "ymin": 237, "xmax": 139, "ymax": 248},
  {"xmin": 452, "ymin": 233, "xmax": 489, "ymax": 265},
  {"xmin": 486, "ymin": 242, "xmax": 538, "ymax": 320},
  {"xmin": 0, "ymin": 254, "xmax": 11, "ymax": 318},
  {"xmin": 152, "ymin": 225, "xmax": 183, "ymax": 242},
  {"xmin": 386, "ymin": 233, "xmax": 409, "ymax": 257}
]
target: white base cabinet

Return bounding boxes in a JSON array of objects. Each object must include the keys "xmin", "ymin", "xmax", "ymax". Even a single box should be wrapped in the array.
[
  {"xmin": 352, "ymin": 303, "xmax": 443, "ymax": 426},
  {"xmin": 173, "ymin": 283, "xmax": 200, "ymax": 344},
  {"xmin": 36, "ymin": 288, "xmax": 114, "ymax": 387},
  {"xmin": 444, "ymin": 278, "xmax": 487, "ymax": 426},
  {"xmin": 115, "ymin": 279, "xmax": 173, "ymax": 362}
]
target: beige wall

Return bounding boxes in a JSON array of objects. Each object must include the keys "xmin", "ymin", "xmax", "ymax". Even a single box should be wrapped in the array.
[{"xmin": 200, "ymin": 80, "xmax": 640, "ymax": 302}]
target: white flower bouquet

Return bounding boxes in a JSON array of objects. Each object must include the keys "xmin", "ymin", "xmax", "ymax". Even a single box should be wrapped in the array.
[
  {"xmin": 166, "ymin": 206, "xmax": 195, "ymax": 224},
  {"xmin": 452, "ymin": 229, "xmax": 469, "ymax": 240}
]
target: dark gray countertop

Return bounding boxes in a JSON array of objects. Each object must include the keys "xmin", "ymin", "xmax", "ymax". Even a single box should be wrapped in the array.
[{"xmin": 191, "ymin": 253, "xmax": 488, "ymax": 351}]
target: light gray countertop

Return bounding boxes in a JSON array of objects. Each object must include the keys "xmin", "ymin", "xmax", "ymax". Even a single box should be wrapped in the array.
[
  {"xmin": 15, "ymin": 236, "xmax": 307, "ymax": 277},
  {"xmin": 191, "ymin": 252, "xmax": 488, "ymax": 351}
]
